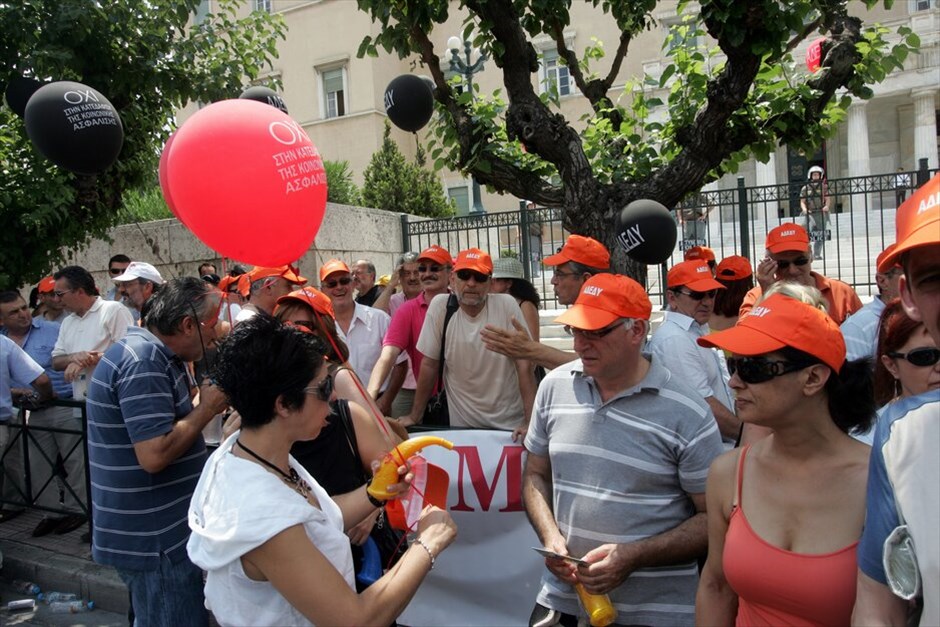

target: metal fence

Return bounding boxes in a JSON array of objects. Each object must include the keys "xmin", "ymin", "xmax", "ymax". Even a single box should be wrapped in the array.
[
  {"xmin": 402, "ymin": 161, "xmax": 937, "ymax": 309},
  {"xmin": 1, "ymin": 399, "xmax": 91, "ymax": 523}
]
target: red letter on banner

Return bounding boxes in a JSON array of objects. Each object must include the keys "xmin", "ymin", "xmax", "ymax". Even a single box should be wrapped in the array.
[{"xmin": 451, "ymin": 445, "xmax": 525, "ymax": 512}]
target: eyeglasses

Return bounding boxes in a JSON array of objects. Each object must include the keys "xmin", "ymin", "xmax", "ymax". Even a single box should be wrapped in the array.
[
  {"xmin": 774, "ymin": 257, "xmax": 811, "ymax": 270},
  {"xmin": 887, "ymin": 347, "xmax": 940, "ymax": 367},
  {"xmin": 564, "ymin": 321, "xmax": 624, "ymax": 340},
  {"xmin": 727, "ymin": 357, "xmax": 815, "ymax": 384},
  {"xmin": 552, "ymin": 269, "xmax": 580, "ymax": 279},
  {"xmin": 456, "ymin": 269, "xmax": 489, "ymax": 282},
  {"xmin": 418, "ymin": 264, "xmax": 444, "ymax": 273},
  {"xmin": 323, "ymin": 276, "xmax": 352, "ymax": 289},
  {"xmin": 52, "ymin": 289, "xmax": 73, "ymax": 298},
  {"xmin": 108, "ymin": 267, "xmax": 125, "ymax": 275},
  {"xmin": 673, "ymin": 289, "xmax": 718, "ymax": 301},
  {"xmin": 302, "ymin": 375, "xmax": 334, "ymax": 402}
]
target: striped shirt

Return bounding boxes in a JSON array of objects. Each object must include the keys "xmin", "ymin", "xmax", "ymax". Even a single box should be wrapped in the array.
[
  {"xmin": 525, "ymin": 357, "xmax": 723, "ymax": 626},
  {"xmin": 840, "ymin": 296, "xmax": 886, "ymax": 361},
  {"xmin": 86, "ymin": 326, "xmax": 206, "ymax": 570}
]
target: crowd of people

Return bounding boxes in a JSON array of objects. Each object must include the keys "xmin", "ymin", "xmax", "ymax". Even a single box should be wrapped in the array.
[{"xmin": 0, "ymin": 174, "xmax": 936, "ymax": 627}]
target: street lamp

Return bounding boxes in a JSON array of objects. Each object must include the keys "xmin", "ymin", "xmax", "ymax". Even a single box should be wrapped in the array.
[{"xmin": 446, "ymin": 35, "xmax": 487, "ymax": 215}]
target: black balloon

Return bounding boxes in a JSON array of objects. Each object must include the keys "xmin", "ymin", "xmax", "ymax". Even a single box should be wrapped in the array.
[
  {"xmin": 384, "ymin": 74, "xmax": 434, "ymax": 133},
  {"xmin": 615, "ymin": 199, "xmax": 677, "ymax": 265},
  {"xmin": 24, "ymin": 81, "xmax": 124, "ymax": 175},
  {"xmin": 239, "ymin": 86, "xmax": 288, "ymax": 114},
  {"xmin": 5, "ymin": 76, "xmax": 44, "ymax": 118}
]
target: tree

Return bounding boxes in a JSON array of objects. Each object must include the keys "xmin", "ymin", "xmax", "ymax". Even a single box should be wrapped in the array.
[
  {"xmin": 324, "ymin": 160, "xmax": 362, "ymax": 205},
  {"xmin": 357, "ymin": 0, "xmax": 917, "ymax": 277},
  {"xmin": 362, "ymin": 122, "xmax": 456, "ymax": 218},
  {"xmin": 0, "ymin": 0, "xmax": 285, "ymax": 288}
]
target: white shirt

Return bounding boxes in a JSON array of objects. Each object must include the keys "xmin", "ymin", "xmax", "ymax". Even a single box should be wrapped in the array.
[
  {"xmin": 647, "ymin": 311, "xmax": 735, "ymax": 445},
  {"xmin": 52, "ymin": 297, "xmax": 134, "ymax": 401},
  {"xmin": 841, "ymin": 296, "xmax": 886, "ymax": 361},
  {"xmin": 336, "ymin": 303, "xmax": 395, "ymax": 389}
]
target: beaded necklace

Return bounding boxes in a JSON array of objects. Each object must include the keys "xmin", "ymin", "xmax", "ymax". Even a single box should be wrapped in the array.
[{"xmin": 235, "ymin": 439, "xmax": 311, "ymax": 499}]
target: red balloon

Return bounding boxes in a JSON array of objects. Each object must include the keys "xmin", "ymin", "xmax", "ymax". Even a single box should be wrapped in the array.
[
  {"xmin": 165, "ymin": 100, "xmax": 328, "ymax": 266},
  {"xmin": 806, "ymin": 37, "xmax": 825, "ymax": 73},
  {"xmin": 158, "ymin": 131, "xmax": 184, "ymax": 224}
]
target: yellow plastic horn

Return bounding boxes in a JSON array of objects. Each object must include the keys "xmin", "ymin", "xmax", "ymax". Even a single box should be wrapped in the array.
[{"xmin": 367, "ymin": 435, "xmax": 454, "ymax": 501}]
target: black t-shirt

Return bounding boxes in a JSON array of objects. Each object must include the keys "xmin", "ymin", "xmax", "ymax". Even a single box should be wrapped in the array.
[{"xmin": 355, "ymin": 285, "xmax": 384, "ymax": 307}]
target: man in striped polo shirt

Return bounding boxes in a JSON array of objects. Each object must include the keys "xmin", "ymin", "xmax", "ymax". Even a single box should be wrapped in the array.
[
  {"xmin": 86, "ymin": 278, "xmax": 228, "ymax": 627},
  {"xmin": 524, "ymin": 274, "xmax": 723, "ymax": 627}
]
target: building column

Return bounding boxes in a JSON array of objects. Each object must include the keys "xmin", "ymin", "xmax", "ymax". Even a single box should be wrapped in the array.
[
  {"xmin": 847, "ymin": 100, "xmax": 871, "ymax": 178},
  {"xmin": 755, "ymin": 152, "xmax": 777, "ymax": 188},
  {"xmin": 913, "ymin": 88, "xmax": 938, "ymax": 170}
]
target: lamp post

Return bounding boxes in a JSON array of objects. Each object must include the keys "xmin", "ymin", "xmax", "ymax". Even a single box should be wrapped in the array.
[{"xmin": 446, "ymin": 35, "xmax": 487, "ymax": 215}]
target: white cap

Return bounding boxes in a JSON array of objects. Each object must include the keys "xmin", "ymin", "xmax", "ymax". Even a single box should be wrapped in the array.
[{"xmin": 113, "ymin": 261, "xmax": 165, "ymax": 285}]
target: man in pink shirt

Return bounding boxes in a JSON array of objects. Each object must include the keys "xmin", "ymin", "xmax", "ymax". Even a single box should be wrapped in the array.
[{"xmin": 367, "ymin": 245, "xmax": 452, "ymax": 415}]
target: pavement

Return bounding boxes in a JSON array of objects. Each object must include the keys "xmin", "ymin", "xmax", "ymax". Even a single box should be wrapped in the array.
[{"xmin": 0, "ymin": 509, "xmax": 128, "ymax": 620}]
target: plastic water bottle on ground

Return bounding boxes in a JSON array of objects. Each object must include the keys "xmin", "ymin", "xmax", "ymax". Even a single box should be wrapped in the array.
[
  {"xmin": 49, "ymin": 600, "xmax": 94, "ymax": 613},
  {"xmin": 6, "ymin": 599, "xmax": 36, "ymax": 611},
  {"xmin": 11, "ymin": 580, "xmax": 40, "ymax": 595},
  {"xmin": 38, "ymin": 591, "xmax": 79, "ymax": 604}
]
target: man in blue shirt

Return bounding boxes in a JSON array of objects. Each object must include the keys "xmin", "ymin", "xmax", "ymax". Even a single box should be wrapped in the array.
[
  {"xmin": 0, "ymin": 334, "xmax": 52, "ymax": 522},
  {"xmin": 86, "ymin": 277, "xmax": 227, "ymax": 627},
  {"xmin": 0, "ymin": 290, "xmax": 85, "ymax": 537}
]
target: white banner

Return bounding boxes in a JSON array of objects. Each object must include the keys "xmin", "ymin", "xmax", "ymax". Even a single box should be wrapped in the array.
[{"xmin": 399, "ymin": 429, "xmax": 544, "ymax": 627}]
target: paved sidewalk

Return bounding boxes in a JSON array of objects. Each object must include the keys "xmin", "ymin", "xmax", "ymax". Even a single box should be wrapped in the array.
[{"xmin": 0, "ymin": 509, "xmax": 128, "ymax": 615}]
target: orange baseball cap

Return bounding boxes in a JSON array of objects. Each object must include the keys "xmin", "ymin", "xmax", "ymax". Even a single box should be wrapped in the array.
[
  {"xmin": 37, "ymin": 276, "xmax": 56, "ymax": 293},
  {"xmin": 237, "ymin": 273, "xmax": 251, "ymax": 297},
  {"xmin": 218, "ymin": 275, "xmax": 238, "ymax": 292},
  {"xmin": 453, "ymin": 248, "xmax": 493, "ymax": 275},
  {"xmin": 318, "ymin": 259, "xmax": 351, "ymax": 282},
  {"xmin": 765, "ymin": 223, "xmax": 810, "ymax": 254},
  {"xmin": 275, "ymin": 286, "xmax": 335, "ymax": 318},
  {"xmin": 667, "ymin": 260, "xmax": 726, "ymax": 291},
  {"xmin": 247, "ymin": 265, "xmax": 308, "ymax": 286},
  {"xmin": 878, "ymin": 173, "xmax": 939, "ymax": 272},
  {"xmin": 543, "ymin": 235, "xmax": 610, "ymax": 269},
  {"xmin": 876, "ymin": 244, "xmax": 899, "ymax": 274},
  {"xmin": 554, "ymin": 274, "xmax": 652, "ymax": 329},
  {"xmin": 684, "ymin": 246, "xmax": 716, "ymax": 262},
  {"xmin": 697, "ymin": 293, "xmax": 845, "ymax": 372},
  {"xmin": 417, "ymin": 245, "xmax": 453, "ymax": 267},
  {"xmin": 716, "ymin": 255, "xmax": 753, "ymax": 281}
]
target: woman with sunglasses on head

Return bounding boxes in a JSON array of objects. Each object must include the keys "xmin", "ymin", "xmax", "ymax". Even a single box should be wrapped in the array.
[
  {"xmin": 188, "ymin": 316, "xmax": 456, "ymax": 627},
  {"xmin": 695, "ymin": 294, "xmax": 876, "ymax": 626}
]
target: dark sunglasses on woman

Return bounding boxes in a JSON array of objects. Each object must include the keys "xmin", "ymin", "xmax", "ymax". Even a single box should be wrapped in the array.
[
  {"xmin": 727, "ymin": 357, "xmax": 816, "ymax": 384},
  {"xmin": 887, "ymin": 347, "xmax": 940, "ymax": 367}
]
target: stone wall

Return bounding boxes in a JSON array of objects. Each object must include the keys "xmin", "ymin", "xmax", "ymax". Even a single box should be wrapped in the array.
[{"xmin": 55, "ymin": 203, "xmax": 408, "ymax": 290}]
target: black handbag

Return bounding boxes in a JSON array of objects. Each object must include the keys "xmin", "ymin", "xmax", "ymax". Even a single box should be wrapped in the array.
[{"xmin": 422, "ymin": 294, "xmax": 459, "ymax": 427}]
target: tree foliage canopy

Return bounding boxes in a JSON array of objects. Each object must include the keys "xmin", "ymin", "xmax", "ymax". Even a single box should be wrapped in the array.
[
  {"xmin": 356, "ymin": 0, "xmax": 917, "ymax": 275},
  {"xmin": 362, "ymin": 122, "xmax": 456, "ymax": 218},
  {"xmin": 0, "ymin": 0, "xmax": 285, "ymax": 288}
]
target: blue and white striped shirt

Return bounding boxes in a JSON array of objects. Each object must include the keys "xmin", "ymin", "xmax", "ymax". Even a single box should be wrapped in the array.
[{"xmin": 86, "ymin": 326, "xmax": 206, "ymax": 570}]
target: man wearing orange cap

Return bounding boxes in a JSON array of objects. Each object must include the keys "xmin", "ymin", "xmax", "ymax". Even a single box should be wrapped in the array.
[
  {"xmin": 320, "ymin": 259, "xmax": 399, "ymax": 392},
  {"xmin": 854, "ymin": 173, "xmax": 940, "ymax": 626},
  {"xmin": 367, "ymin": 246, "xmax": 452, "ymax": 417},
  {"xmin": 523, "ymin": 274, "xmax": 722, "ymax": 626},
  {"xmin": 481, "ymin": 234, "xmax": 609, "ymax": 371},
  {"xmin": 740, "ymin": 223, "xmax": 861, "ymax": 324},
  {"xmin": 234, "ymin": 265, "xmax": 307, "ymax": 323},
  {"xmin": 402, "ymin": 248, "xmax": 536, "ymax": 437},
  {"xmin": 840, "ymin": 244, "xmax": 903, "ymax": 361},
  {"xmin": 684, "ymin": 245, "xmax": 717, "ymax": 275},
  {"xmin": 37, "ymin": 276, "xmax": 67, "ymax": 322},
  {"xmin": 649, "ymin": 260, "xmax": 739, "ymax": 445}
]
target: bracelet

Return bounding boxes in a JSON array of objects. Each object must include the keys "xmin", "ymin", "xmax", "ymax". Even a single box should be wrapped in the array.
[
  {"xmin": 412, "ymin": 537, "xmax": 435, "ymax": 570},
  {"xmin": 364, "ymin": 479, "xmax": 385, "ymax": 508}
]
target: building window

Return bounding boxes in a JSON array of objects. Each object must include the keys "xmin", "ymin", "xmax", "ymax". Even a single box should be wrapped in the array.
[
  {"xmin": 912, "ymin": 0, "xmax": 934, "ymax": 10},
  {"xmin": 320, "ymin": 67, "xmax": 346, "ymax": 119},
  {"xmin": 448, "ymin": 185, "xmax": 470, "ymax": 215},
  {"xmin": 253, "ymin": 0, "xmax": 272, "ymax": 13},
  {"xmin": 540, "ymin": 48, "xmax": 571, "ymax": 97},
  {"xmin": 194, "ymin": 0, "xmax": 211, "ymax": 24}
]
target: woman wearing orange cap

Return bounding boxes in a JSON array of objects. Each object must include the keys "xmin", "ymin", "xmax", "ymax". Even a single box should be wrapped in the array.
[
  {"xmin": 695, "ymin": 294, "xmax": 876, "ymax": 626},
  {"xmin": 710, "ymin": 256, "xmax": 753, "ymax": 332}
]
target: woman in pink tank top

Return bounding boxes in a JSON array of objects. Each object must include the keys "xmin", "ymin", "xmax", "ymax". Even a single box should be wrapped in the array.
[{"xmin": 693, "ymin": 294, "xmax": 875, "ymax": 626}]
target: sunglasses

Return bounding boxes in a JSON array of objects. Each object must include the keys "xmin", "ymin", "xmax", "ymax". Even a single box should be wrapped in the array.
[
  {"xmin": 52, "ymin": 289, "xmax": 73, "ymax": 298},
  {"xmin": 774, "ymin": 257, "xmax": 811, "ymax": 270},
  {"xmin": 888, "ymin": 347, "xmax": 940, "ymax": 367},
  {"xmin": 564, "ymin": 321, "xmax": 623, "ymax": 340},
  {"xmin": 109, "ymin": 268, "xmax": 124, "ymax": 275},
  {"xmin": 456, "ymin": 269, "xmax": 490, "ymax": 282},
  {"xmin": 417, "ymin": 264, "xmax": 444, "ymax": 273},
  {"xmin": 323, "ymin": 276, "xmax": 352, "ymax": 289},
  {"xmin": 303, "ymin": 375, "xmax": 334, "ymax": 402},
  {"xmin": 673, "ymin": 288, "xmax": 717, "ymax": 301},
  {"xmin": 727, "ymin": 357, "xmax": 815, "ymax": 384}
]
